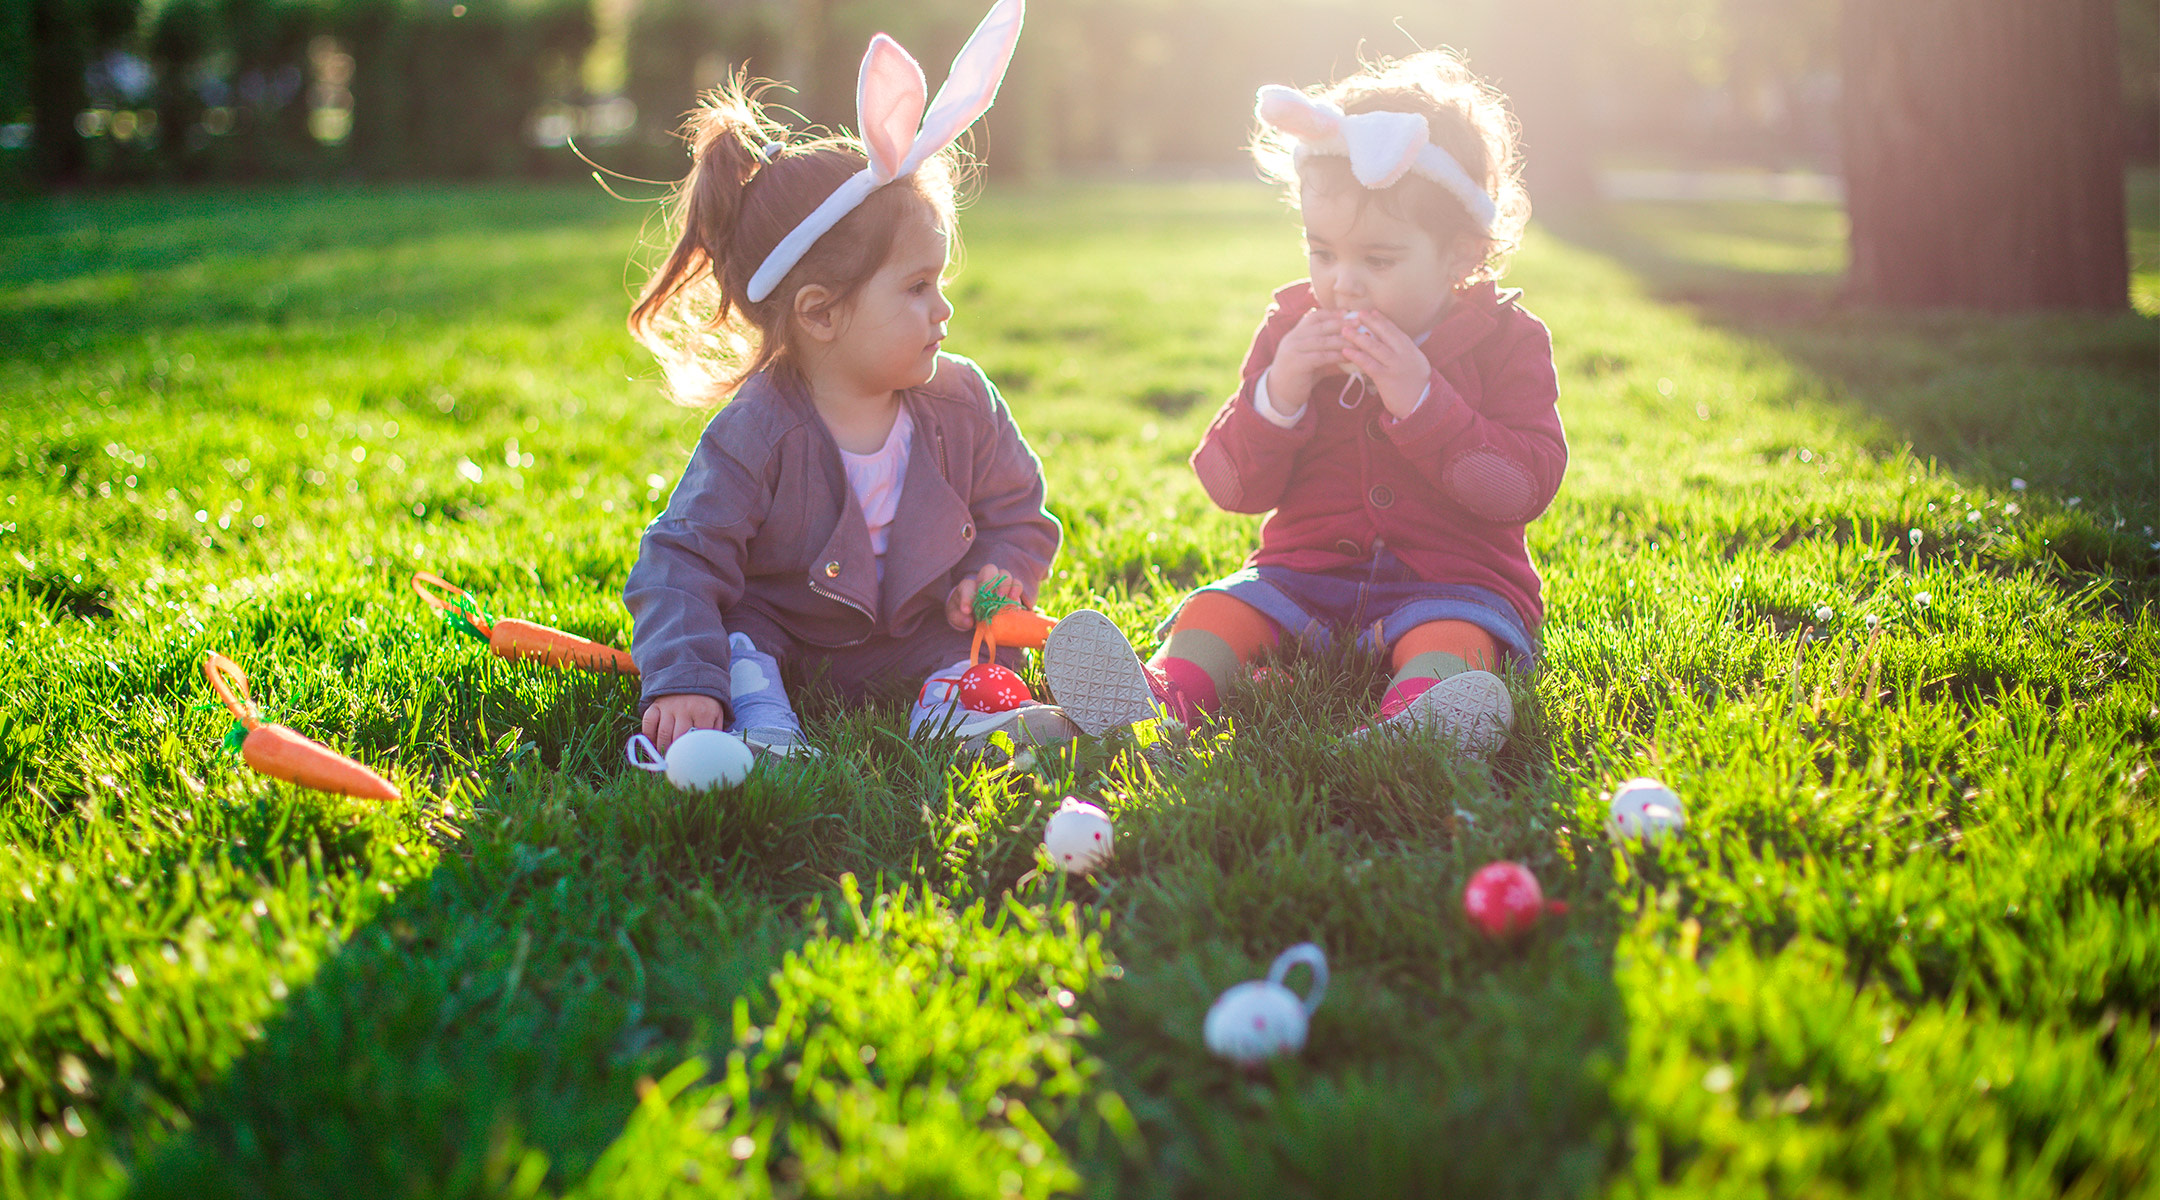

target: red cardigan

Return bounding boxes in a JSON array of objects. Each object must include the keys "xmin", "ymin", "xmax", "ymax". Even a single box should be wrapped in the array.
[{"xmin": 1189, "ymin": 280, "xmax": 1566, "ymax": 632}]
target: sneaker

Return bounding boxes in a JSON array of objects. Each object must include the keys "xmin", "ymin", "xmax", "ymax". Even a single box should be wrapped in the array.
[
  {"xmin": 928, "ymin": 703, "xmax": 1082, "ymax": 753},
  {"xmin": 739, "ymin": 726, "xmax": 822, "ymax": 760},
  {"xmin": 1347, "ymin": 670, "xmax": 1514, "ymax": 758},
  {"xmin": 1041, "ymin": 609, "xmax": 1179, "ymax": 737},
  {"xmin": 908, "ymin": 658, "xmax": 1080, "ymax": 752}
]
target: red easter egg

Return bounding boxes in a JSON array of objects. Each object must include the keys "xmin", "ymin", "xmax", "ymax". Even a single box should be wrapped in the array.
[
  {"xmin": 958, "ymin": 663, "xmax": 1031, "ymax": 713},
  {"xmin": 1463, "ymin": 861, "xmax": 1547, "ymax": 939}
]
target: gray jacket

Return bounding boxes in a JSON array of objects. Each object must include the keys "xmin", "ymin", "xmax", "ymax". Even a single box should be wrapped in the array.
[{"xmin": 625, "ymin": 354, "xmax": 1061, "ymax": 716}]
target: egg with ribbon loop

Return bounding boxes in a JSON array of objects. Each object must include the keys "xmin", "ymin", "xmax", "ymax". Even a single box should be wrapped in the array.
[
  {"xmin": 1203, "ymin": 943, "xmax": 1329, "ymax": 1066},
  {"xmin": 626, "ymin": 730, "xmax": 755, "ymax": 792}
]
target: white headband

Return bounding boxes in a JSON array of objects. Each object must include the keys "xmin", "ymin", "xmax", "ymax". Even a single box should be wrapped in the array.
[
  {"xmin": 1254, "ymin": 84, "xmax": 1498, "ymax": 235},
  {"xmin": 745, "ymin": 0, "xmax": 1024, "ymax": 303}
]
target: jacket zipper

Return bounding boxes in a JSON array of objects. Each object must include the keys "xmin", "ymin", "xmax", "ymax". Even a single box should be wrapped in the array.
[
  {"xmin": 809, "ymin": 579, "xmax": 874, "ymax": 629},
  {"xmin": 807, "ymin": 414, "xmax": 944, "ymax": 640}
]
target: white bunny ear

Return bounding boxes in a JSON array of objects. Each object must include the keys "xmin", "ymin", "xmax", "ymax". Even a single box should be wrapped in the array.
[
  {"xmin": 858, "ymin": 34, "xmax": 927, "ymax": 182},
  {"xmin": 745, "ymin": 0, "xmax": 1025, "ymax": 304},
  {"xmin": 1255, "ymin": 84, "xmax": 1342, "ymax": 145},
  {"xmin": 1340, "ymin": 110, "xmax": 1430, "ymax": 188},
  {"xmin": 901, "ymin": 0, "xmax": 1025, "ymax": 175}
]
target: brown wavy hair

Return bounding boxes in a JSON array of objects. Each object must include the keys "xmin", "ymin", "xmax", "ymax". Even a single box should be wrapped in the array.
[
  {"xmin": 1252, "ymin": 50, "xmax": 1530, "ymax": 287},
  {"xmin": 629, "ymin": 76, "xmax": 961, "ymax": 406}
]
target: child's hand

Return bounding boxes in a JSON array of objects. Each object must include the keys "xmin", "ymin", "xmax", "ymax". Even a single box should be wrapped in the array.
[
  {"xmin": 1262, "ymin": 307, "xmax": 1348, "ymax": 415},
  {"xmin": 1342, "ymin": 311, "xmax": 1433, "ymax": 420},
  {"xmin": 643, "ymin": 693, "xmax": 726, "ymax": 753},
  {"xmin": 947, "ymin": 563, "xmax": 1021, "ymax": 630}
]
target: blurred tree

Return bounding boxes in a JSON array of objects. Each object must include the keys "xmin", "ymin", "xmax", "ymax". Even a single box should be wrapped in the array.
[
  {"xmin": 1480, "ymin": 0, "xmax": 1596, "ymax": 203},
  {"xmin": 330, "ymin": 0, "xmax": 408, "ymax": 177},
  {"xmin": 1842, "ymin": 0, "xmax": 2128, "ymax": 310},
  {"xmin": 0, "ymin": 0, "xmax": 27, "ymax": 120},
  {"xmin": 2121, "ymin": 0, "xmax": 2157, "ymax": 161},
  {"xmin": 217, "ymin": 0, "xmax": 315, "ymax": 177},
  {"xmin": 0, "ymin": 0, "xmax": 28, "ymax": 190},
  {"xmin": 28, "ymin": 0, "xmax": 145, "ymax": 182},
  {"xmin": 620, "ymin": 0, "xmax": 773, "ymax": 179},
  {"xmin": 147, "ymin": 0, "xmax": 217, "ymax": 177}
]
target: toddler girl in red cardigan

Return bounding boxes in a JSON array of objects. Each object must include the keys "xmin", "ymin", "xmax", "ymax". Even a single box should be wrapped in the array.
[{"xmin": 1041, "ymin": 50, "xmax": 1562, "ymax": 755}]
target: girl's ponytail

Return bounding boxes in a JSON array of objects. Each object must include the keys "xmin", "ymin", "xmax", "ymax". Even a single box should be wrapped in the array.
[{"xmin": 628, "ymin": 79, "xmax": 783, "ymax": 406}]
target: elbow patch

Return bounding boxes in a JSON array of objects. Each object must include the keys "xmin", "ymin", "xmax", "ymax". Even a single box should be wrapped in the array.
[
  {"xmin": 1442, "ymin": 449, "xmax": 1543, "ymax": 524},
  {"xmin": 1193, "ymin": 441, "xmax": 1245, "ymax": 510}
]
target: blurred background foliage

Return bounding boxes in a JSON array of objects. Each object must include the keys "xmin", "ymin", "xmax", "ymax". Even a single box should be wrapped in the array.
[{"xmin": 2, "ymin": 0, "xmax": 2152, "ymax": 193}]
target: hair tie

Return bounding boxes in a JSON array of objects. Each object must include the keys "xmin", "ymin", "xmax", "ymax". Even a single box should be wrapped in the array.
[
  {"xmin": 744, "ymin": 0, "xmax": 1024, "ymax": 303},
  {"xmin": 756, "ymin": 140, "xmax": 784, "ymax": 164},
  {"xmin": 1253, "ymin": 84, "xmax": 1499, "ymax": 235}
]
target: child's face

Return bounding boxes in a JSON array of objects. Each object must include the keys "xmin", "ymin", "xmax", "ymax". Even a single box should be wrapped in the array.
[
  {"xmin": 829, "ymin": 210, "xmax": 954, "ymax": 393},
  {"xmin": 1299, "ymin": 183, "xmax": 1467, "ymax": 336}
]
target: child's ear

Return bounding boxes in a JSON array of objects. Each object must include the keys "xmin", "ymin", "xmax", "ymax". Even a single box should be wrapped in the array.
[{"xmin": 792, "ymin": 284, "xmax": 845, "ymax": 342}]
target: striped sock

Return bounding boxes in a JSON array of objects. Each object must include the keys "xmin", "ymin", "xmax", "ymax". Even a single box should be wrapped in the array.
[
  {"xmin": 1378, "ymin": 621, "xmax": 1500, "ymax": 718},
  {"xmin": 1147, "ymin": 591, "xmax": 1280, "ymax": 720}
]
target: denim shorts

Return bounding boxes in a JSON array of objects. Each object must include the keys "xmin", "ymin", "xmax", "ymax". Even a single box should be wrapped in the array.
[{"xmin": 1154, "ymin": 543, "xmax": 1537, "ymax": 667}]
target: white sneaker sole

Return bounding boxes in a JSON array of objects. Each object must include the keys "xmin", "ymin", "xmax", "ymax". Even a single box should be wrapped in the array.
[
  {"xmin": 1041, "ymin": 609, "xmax": 1166, "ymax": 737},
  {"xmin": 943, "ymin": 703, "xmax": 1081, "ymax": 752},
  {"xmin": 1348, "ymin": 670, "xmax": 1515, "ymax": 758},
  {"xmin": 739, "ymin": 728, "xmax": 821, "ymax": 761}
]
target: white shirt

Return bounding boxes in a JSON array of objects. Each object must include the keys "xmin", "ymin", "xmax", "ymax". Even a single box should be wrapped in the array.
[{"xmin": 839, "ymin": 406, "xmax": 915, "ymax": 580}]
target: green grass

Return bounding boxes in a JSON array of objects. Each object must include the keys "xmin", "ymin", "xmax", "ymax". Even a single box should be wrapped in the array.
[{"xmin": 1, "ymin": 176, "xmax": 2155, "ymax": 1199}]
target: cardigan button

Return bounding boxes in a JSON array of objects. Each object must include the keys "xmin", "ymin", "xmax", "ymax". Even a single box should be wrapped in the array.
[
  {"xmin": 1366, "ymin": 416, "xmax": 1385, "ymax": 441},
  {"xmin": 1369, "ymin": 484, "xmax": 1394, "ymax": 509},
  {"xmin": 961, "ymin": 522, "xmax": 974, "ymax": 540},
  {"xmin": 1333, "ymin": 538, "xmax": 1362, "ymax": 556},
  {"xmin": 823, "ymin": 561, "xmax": 841, "ymax": 578}
]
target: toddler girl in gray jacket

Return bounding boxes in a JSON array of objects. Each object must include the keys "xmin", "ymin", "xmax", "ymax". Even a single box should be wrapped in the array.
[{"xmin": 623, "ymin": 5, "xmax": 1071, "ymax": 757}]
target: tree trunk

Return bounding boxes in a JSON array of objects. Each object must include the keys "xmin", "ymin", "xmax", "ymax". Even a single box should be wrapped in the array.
[
  {"xmin": 29, "ymin": 0, "xmax": 88, "ymax": 185},
  {"xmin": 1841, "ymin": 0, "xmax": 2128, "ymax": 310}
]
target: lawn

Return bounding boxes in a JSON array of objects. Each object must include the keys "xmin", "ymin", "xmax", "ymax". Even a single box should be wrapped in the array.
[{"xmin": 1, "ymin": 174, "xmax": 2155, "ymax": 1199}]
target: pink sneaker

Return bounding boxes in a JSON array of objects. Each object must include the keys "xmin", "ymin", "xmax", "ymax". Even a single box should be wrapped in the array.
[
  {"xmin": 1348, "ymin": 670, "xmax": 1514, "ymax": 758},
  {"xmin": 1041, "ymin": 610, "xmax": 1184, "ymax": 737}
]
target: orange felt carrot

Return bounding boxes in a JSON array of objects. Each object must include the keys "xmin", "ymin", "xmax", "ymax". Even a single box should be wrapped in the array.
[
  {"xmin": 969, "ymin": 575, "xmax": 1058, "ymax": 665},
  {"xmin": 412, "ymin": 571, "xmax": 637, "ymax": 675},
  {"xmin": 203, "ymin": 653, "xmax": 401, "ymax": 802}
]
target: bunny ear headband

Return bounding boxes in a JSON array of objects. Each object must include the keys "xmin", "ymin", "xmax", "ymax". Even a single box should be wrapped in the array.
[
  {"xmin": 745, "ymin": 0, "xmax": 1024, "ymax": 304},
  {"xmin": 1254, "ymin": 84, "xmax": 1499, "ymax": 236}
]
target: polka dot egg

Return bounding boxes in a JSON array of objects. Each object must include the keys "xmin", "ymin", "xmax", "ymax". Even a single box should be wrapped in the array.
[{"xmin": 1042, "ymin": 797, "xmax": 1113, "ymax": 873}]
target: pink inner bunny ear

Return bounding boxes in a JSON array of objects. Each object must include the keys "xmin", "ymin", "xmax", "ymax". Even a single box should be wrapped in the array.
[
  {"xmin": 858, "ymin": 34, "xmax": 927, "ymax": 182},
  {"xmin": 903, "ymin": 0, "xmax": 1024, "ymax": 175},
  {"xmin": 1255, "ymin": 85, "xmax": 1339, "ymax": 143}
]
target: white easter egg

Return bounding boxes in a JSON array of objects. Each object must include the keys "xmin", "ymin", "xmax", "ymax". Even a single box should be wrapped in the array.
[
  {"xmin": 1203, "ymin": 981, "xmax": 1309, "ymax": 1065},
  {"xmin": 1606, "ymin": 776, "xmax": 1686, "ymax": 845},
  {"xmin": 1043, "ymin": 798, "xmax": 1113, "ymax": 873},
  {"xmin": 665, "ymin": 729, "xmax": 755, "ymax": 791}
]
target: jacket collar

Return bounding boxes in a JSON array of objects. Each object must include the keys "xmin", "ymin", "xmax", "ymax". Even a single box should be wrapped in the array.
[
  {"xmin": 800, "ymin": 386, "xmax": 971, "ymax": 624},
  {"xmin": 1417, "ymin": 280, "xmax": 1508, "ymax": 367}
]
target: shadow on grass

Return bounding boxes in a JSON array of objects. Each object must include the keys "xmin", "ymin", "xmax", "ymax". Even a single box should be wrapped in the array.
[
  {"xmin": 120, "ymin": 757, "xmax": 805, "ymax": 1199},
  {"xmin": 1538, "ymin": 190, "xmax": 2160, "ymax": 530},
  {"xmin": 1, "ymin": 183, "xmax": 647, "ymax": 353},
  {"xmin": 1058, "ymin": 638, "xmax": 1625, "ymax": 1198},
  {"xmin": 110, "ymin": 642, "xmax": 1628, "ymax": 1199},
  {"xmin": 110, "ymin": 684, "xmax": 1085, "ymax": 1197}
]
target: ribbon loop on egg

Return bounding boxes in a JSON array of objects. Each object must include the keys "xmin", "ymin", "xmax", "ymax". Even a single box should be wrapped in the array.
[{"xmin": 1267, "ymin": 942, "xmax": 1330, "ymax": 1014}]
